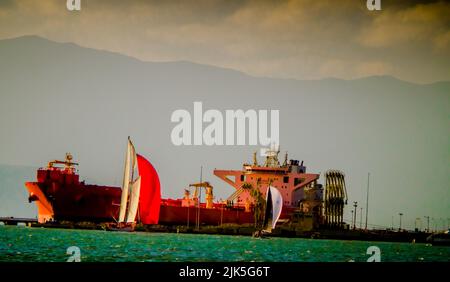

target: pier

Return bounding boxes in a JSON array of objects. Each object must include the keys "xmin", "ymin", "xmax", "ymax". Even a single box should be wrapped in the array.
[{"xmin": 0, "ymin": 217, "xmax": 37, "ymax": 226}]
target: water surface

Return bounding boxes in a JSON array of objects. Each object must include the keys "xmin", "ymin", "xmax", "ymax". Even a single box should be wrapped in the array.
[{"xmin": 0, "ymin": 226, "xmax": 448, "ymax": 262}]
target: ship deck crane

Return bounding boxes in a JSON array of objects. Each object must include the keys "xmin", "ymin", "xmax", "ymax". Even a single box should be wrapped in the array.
[
  {"xmin": 47, "ymin": 153, "xmax": 78, "ymax": 173},
  {"xmin": 189, "ymin": 182, "xmax": 214, "ymax": 209}
]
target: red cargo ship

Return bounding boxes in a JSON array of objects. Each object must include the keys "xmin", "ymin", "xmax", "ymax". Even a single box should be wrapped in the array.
[{"xmin": 25, "ymin": 145, "xmax": 324, "ymax": 227}]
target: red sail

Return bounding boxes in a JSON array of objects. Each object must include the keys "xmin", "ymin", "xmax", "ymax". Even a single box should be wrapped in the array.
[{"xmin": 137, "ymin": 154, "xmax": 161, "ymax": 224}]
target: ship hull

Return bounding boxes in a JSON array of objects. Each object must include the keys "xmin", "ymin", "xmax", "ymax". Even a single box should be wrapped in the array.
[
  {"xmin": 159, "ymin": 205, "xmax": 254, "ymax": 226},
  {"xmin": 26, "ymin": 181, "xmax": 257, "ymax": 226},
  {"xmin": 26, "ymin": 181, "xmax": 122, "ymax": 223}
]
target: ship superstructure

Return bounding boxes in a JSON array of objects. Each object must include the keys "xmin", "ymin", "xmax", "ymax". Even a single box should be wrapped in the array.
[{"xmin": 214, "ymin": 146, "xmax": 323, "ymax": 218}]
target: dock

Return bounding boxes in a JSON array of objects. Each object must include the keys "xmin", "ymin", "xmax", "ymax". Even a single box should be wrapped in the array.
[{"xmin": 0, "ymin": 217, "xmax": 38, "ymax": 226}]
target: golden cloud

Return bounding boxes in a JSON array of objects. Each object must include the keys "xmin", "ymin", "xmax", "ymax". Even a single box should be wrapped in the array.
[
  {"xmin": 358, "ymin": 1, "xmax": 450, "ymax": 52},
  {"xmin": 0, "ymin": 0, "xmax": 448, "ymax": 83}
]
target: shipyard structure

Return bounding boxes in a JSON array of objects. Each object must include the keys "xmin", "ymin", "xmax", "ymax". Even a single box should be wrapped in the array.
[{"xmin": 25, "ymin": 146, "xmax": 349, "ymax": 232}]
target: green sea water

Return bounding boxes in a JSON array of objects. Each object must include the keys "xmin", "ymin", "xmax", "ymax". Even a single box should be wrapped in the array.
[{"xmin": 0, "ymin": 226, "xmax": 449, "ymax": 262}]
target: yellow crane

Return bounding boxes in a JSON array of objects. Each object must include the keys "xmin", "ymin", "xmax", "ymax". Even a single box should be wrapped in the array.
[{"xmin": 189, "ymin": 182, "xmax": 214, "ymax": 209}]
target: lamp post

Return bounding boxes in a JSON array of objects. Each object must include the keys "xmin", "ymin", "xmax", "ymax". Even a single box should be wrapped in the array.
[
  {"xmin": 220, "ymin": 200, "xmax": 224, "ymax": 226},
  {"xmin": 399, "ymin": 213, "xmax": 403, "ymax": 231},
  {"xmin": 196, "ymin": 166, "xmax": 202, "ymax": 231},
  {"xmin": 237, "ymin": 196, "xmax": 240, "ymax": 224},
  {"xmin": 365, "ymin": 172, "xmax": 370, "ymax": 230},
  {"xmin": 351, "ymin": 210, "xmax": 354, "ymax": 228},
  {"xmin": 424, "ymin": 216, "xmax": 430, "ymax": 233},
  {"xmin": 360, "ymin": 207, "xmax": 363, "ymax": 229},
  {"xmin": 187, "ymin": 189, "xmax": 190, "ymax": 229}
]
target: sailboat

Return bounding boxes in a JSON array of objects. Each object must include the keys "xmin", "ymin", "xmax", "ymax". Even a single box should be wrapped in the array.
[
  {"xmin": 106, "ymin": 137, "xmax": 140, "ymax": 231},
  {"xmin": 253, "ymin": 186, "xmax": 283, "ymax": 238},
  {"xmin": 107, "ymin": 137, "xmax": 161, "ymax": 232}
]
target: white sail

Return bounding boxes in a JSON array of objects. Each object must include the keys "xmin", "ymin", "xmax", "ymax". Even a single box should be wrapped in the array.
[
  {"xmin": 269, "ymin": 186, "xmax": 283, "ymax": 230},
  {"xmin": 263, "ymin": 186, "xmax": 283, "ymax": 233},
  {"xmin": 126, "ymin": 176, "xmax": 141, "ymax": 223},
  {"xmin": 118, "ymin": 139, "xmax": 131, "ymax": 223}
]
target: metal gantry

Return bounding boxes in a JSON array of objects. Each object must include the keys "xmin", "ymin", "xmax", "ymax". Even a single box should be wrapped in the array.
[{"xmin": 324, "ymin": 170, "xmax": 348, "ymax": 228}]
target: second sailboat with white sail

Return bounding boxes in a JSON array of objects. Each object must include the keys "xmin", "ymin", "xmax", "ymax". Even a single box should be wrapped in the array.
[{"xmin": 253, "ymin": 186, "xmax": 283, "ymax": 238}]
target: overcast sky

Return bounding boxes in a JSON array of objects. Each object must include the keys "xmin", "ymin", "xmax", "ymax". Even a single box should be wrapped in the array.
[{"xmin": 0, "ymin": 0, "xmax": 449, "ymax": 83}]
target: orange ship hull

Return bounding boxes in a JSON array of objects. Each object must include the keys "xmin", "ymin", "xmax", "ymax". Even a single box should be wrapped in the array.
[
  {"xmin": 25, "ymin": 181, "xmax": 122, "ymax": 223},
  {"xmin": 26, "ymin": 182, "xmax": 54, "ymax": 223}
]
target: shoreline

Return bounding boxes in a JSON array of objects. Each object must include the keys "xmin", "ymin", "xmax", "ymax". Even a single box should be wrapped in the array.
[{"xmin": 2, "ymin": 221, "xmax": 433, "ymax": 244}]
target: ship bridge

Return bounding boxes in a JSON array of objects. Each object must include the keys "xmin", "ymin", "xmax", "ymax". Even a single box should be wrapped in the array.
[{"xmin": 214, "ymin": 150, "xmax": 319, "ymax": 208}]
